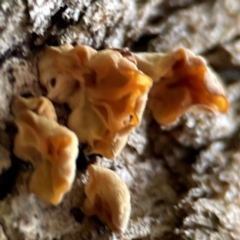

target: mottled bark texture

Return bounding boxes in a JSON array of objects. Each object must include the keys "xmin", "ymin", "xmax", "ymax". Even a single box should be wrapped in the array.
[{"xmin": 0, "ymin": 0, "xmax": 240, "ymax": 239}]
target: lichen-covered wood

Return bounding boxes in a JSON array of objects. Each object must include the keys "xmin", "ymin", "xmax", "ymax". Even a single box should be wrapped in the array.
[{"xmin": 0, "ymin": 0, "xmax": 240, "ymax": 239}]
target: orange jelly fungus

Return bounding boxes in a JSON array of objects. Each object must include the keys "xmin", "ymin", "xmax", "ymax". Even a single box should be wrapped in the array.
[
  {"xmin": 12, "ymin": 96, "xmax": 78, "ymax": 205},
  {"xmin": 82, "ymin": 165, "xmax": 131, "ymax": 234},
  {"xmin": 38, "ymin": 45, "xmax": 152, "ymax": 159},
  {"xmin": 136, "ymin": 49, "xmax": 228, "ymax": 125}
]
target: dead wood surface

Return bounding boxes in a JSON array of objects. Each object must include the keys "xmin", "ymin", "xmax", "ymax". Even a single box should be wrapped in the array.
[{"xmin": 1, "ymin": 0, "xmax": 240, "ymax": 239}]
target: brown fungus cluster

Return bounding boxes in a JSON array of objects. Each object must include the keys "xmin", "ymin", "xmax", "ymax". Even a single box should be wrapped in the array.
[
  {"xmin": 38, "ymin": 46, "xmax": 228, "ymax": 154},
  {"xmin": 10, "ymin": 44, "xmax": 229, "ymax": 234},
  {"xmin": 82, "ymin": 165, "xmax": 131, "ymax": 234},
  {"xmin": 133, "ymin": 48, "xmax": 228, "ymax": 125},
  {"xmin": 38, "ymin": 44, "xmax": 152, "ymax": 159},
  {"xmin": 12, "ymin": 96, "xmax": 79, "ymax": 205}
]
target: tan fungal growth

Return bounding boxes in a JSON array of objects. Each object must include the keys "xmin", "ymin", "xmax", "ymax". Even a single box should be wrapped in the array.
[
  {"xmin": 133, "ymin": 48, "xmax": 229, "ymax": 125},
  {"xmin": 38, "ymin": 45, "xmax": 229, "ymax": 157},
  {"xmin": 82, "ymin": 165, "xmax": 131, "ymax": 234},
  {"xmin": 38, "ymin": 44, "xmax": 97, "ymax": 105},
  {"xmin": 12, "ymin": 96, "xmax": 79, "ymax": 205},
  {"xmin": 38, "ymin": 45, "xmax": 152, "ymax": 159},
  {"xmin": 12, "ymin": 96, "xmax": 57, "ymax": 121}
]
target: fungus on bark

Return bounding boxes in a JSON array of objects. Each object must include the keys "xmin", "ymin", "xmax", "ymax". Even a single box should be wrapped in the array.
[
  {"xmin": 12, "ymin": 96, "xmax": 79, "ymax": 205},
  {"xmin": 133, "ymin": 48, "xmax": 228, "ymax": 125},
  {"xmin": 82, "ymin": 165, "xmax": 131, "ymax": 234},
  {"xmin": 38, "ymin": 45, "xmax": 152, "ymax": 159}
]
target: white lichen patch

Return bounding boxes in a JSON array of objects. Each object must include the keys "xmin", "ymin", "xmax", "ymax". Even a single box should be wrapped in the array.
[
  {"xmin": 0, "ymin": 57, "xmax": 41, "ymax": 123},
  {"xmin": 171, "ymin": 108, "xmax": 236, "ymax": 148},
  {"xmin": 0, "ymin": 0, "xmax": 28, "ymax": 56},
  {"xmin": 0, "ymin": 172, "xmax": 84, "ymax": 240}
]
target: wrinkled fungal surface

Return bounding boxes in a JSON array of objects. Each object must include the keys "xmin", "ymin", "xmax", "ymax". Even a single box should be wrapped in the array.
[
  {"xmin": 1, "ymin": 0, "xmax": 240, "ymax": 239},
  {"xmin": 82, "ymin": 165, "xmax": 131, "ymax": 234},
  {"xmin": 38, "ymin": 45, "xmax": 152, "ymax": 159},
  {"xmin": 12, "ymin": 96, "xmax": 79, "ymax": 205}
]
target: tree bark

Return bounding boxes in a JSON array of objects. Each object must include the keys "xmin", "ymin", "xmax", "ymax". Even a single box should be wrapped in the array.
[{"xmin": 0, "ymin": 0, "xmax": 240, "ymax": 239}]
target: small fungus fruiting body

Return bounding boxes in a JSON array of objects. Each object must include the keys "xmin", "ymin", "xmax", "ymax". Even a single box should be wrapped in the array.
[
  {"xmin": 38, "ymin": 45, "xmax": 152, "ymax": 159},
  {"xmin": 133, "ymin": 48, "xmax": 228, "ymax": 125},
  {"xmin": 12, "ymin": 96, "xmax": 79, "ymax": 205},
  {"xmin": 82, "ymin": 165, "xmax": 131, "ymax": 234},
  {"xmin": 38, "ymin": 44, "xmax": 97, "ymax": 105},
  {"xmin": 38, "ymin": 45, "xmax": 229, "ymax": 157},
  {"xmin": 12, "ymin": 96, "xmax": 57, "ymax": 121}
]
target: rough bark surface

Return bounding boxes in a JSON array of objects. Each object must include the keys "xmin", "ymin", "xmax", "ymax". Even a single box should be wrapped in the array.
[{"xmin": 0, "ymin": 0, "xmax": 240, "ymax": 239}]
